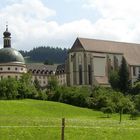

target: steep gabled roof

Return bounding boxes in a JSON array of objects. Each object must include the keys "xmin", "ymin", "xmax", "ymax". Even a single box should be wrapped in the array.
[
  {"xmin": 71, "ymin": 38, "xmax": 85, "ymax": 51},
  {"xmin": 74, "ymin": 37, "xmax": 140, "ymax": 66}
]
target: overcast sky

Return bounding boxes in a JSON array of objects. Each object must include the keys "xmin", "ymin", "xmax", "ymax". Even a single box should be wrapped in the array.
[{"xmin": 0, "ymin": 0, "xmax": 140, "ymax": 50}]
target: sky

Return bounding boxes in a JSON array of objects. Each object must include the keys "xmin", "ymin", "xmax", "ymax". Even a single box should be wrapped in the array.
[{"xmin": 0, "ymin": 0, "xmax": 140, "ymax": 50}]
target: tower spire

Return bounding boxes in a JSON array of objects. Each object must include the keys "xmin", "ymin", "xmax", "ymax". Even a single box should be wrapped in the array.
[
  {"xmin": 6, "ymin": 22, "xmax": 8, "ymax": 31},
  {"xmin": 3, "ymin": 23, "xmax": 11, "ymax": 48}
]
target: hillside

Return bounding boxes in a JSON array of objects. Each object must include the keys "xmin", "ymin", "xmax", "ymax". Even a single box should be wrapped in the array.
[
  {"xmin": 0, "ymin": 99, "xmax": 140, "ymax": 140},
  {"xmin": 19, "ymin": 46, "xmax": 68, "ymax": 64},
  {"xmin": 0, "ymin": 99, "xmax": 101, "ymax": 119}
]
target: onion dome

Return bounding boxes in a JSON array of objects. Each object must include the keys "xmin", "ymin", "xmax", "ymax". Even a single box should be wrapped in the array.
[{"xmin": 0, "ymin": 48, "xmax": 25, "ymax": 64}]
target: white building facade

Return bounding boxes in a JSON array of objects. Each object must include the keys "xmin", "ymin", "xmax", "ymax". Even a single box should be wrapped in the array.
[{"xmin": 27, "ymin": 63, "xmax": 67, "ymax": 88}]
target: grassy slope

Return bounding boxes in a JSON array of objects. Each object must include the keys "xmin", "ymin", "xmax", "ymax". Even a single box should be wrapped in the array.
[{"xmin": 0, "ymin": 99, "xmax": 140, "ymax": 140}]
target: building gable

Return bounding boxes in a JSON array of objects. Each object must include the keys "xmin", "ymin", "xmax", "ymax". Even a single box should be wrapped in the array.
[{"xmin": 71, "ymin": 38, "xmax": 85, "ymax": 51}]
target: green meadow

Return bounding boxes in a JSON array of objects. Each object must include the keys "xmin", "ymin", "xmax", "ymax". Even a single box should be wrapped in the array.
[{"xmin": 0, "ymin": 99, "xmax": 140, "ymax": 140}]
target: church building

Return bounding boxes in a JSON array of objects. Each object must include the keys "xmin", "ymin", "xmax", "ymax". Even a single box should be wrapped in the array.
[{"xmin": 67, "ymin": 37, "xmax": 140, "ymax": 86}]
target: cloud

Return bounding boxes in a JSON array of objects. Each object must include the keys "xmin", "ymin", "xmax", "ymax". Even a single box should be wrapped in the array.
[
  {"xmin": 1, "ymin": 0, "xmax": 56, "ymax": 20},
  {"xmin": 0, "ymin": 0, "xmax": 140, "ymax": 51},
  {"xmin": 82, "ymin": 0, "xmax": 140, "ymax": 42},
  {"xmin": 0, "ymin": 0, "xmax": 96, "ymax": 50},
  {"xmin": 0, "ymin": 0, "xmax": 56, "ymax": 50}
]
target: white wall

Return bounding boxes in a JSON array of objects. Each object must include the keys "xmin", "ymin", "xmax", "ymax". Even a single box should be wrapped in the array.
[
  {"xmin": 0, "ymin": 63, "xmax": 27, "ymax": 80},
  {"xmin": 93, "ymin": 57, "xmax": 106, "ymax": 76}
]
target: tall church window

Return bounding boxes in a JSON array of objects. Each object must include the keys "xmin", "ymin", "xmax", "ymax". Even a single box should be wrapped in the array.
[
  {"xmin": 71, "ymin": 55, "xmax": 73, "ymax": 62},
  {"xmin": 88, "ymin": 65, "xmax": 92, "ymax": 85},
  {"xmin": 133, "ymin": 66, "xmax": 136, "ymax": 76},
  {"xmin": 79, "ymin": 65, "xmax": 82, "ymax": 85},
  {"xmin": 114, "ymin": 56, "xmax": 119, "ymax": 70},
  {"xmin": 107, "ymin": 56, "xmax": 112, "ymax": 73},
  {"xmin": 78, "ymin": 55, "xmax": 82, "ymax": 63}
]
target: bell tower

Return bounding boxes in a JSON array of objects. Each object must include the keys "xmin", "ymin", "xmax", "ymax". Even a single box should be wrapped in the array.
[{"xmin": 3, "ymin": 24, "xmax": 11, "ymax": 48}]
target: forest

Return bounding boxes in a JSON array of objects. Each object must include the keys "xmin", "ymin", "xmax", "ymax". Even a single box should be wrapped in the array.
[{"xmin": 19, "ymin": 46, "xmax": 68, "ymax": 64}]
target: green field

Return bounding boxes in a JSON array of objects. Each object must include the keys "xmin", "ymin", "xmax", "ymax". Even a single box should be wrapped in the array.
[{"xmin": 0, "ymin": 99, "xmax": 140, "ymax": 140}]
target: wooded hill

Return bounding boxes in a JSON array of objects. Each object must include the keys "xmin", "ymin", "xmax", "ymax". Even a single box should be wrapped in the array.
[{"xmin": 19, "ymin": 46, "xmax": 68, "ymax": 64}]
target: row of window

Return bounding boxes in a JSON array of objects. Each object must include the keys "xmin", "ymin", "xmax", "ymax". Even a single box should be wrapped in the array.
[
  {"xmin": 34, "ymin": 76, "xmax": 46, "ymax": 80},
  {"xmin": 57, "ymin": 75, "xmax": 65, "ymax": 79},
  {"xmin": 1, "ymin": 75, "xmax": 18, "ymax": 79},
  {"xmin": 0, "ymin": 67, "xmax": 23, "ymax": 71},
  {"xmin": 29, "ymin": 69, "xmax": 54, "ymax": 75},
  {"xmin": 33, "ymin": 74, "xmax": 65, "ymax": 80},
  {"xmin": 31, "ymin": 80, "xmax": 46, "ymax": 85},
  {"xmin": 59, "ymin": 79, "xmax": 66, "ymax": 84}
]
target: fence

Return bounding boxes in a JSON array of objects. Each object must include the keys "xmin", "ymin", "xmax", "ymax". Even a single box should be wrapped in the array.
[{"xmin": 0, "ymin": 118, "xmax": 140, "ymax": 140}]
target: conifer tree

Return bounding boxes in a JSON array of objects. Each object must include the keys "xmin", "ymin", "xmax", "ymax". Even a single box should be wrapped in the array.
[{"xmin": 118, "ymin": 57, "xmax": 129, "ymax": 93}]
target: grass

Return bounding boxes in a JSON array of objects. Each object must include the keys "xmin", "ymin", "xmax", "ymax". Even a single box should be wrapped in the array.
[{"xmin": 0, "ymin": 99, "xmax": 140, "ymax": 140}]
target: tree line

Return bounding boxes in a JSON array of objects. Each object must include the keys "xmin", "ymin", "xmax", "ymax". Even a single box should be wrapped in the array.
[{"xmin": 19, "ymin": 46, "xmax": 68, "ymax": 64}]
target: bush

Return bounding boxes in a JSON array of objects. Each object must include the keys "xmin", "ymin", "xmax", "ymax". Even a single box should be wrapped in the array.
[
  {"xmin": 37, "ymin": 91, "xmax": 48, "ymax": 100},
  {"xmin": 101, "ymin": 106, "xmax": 114, "ymax": 118},
  {"xmin": 90, "ymin": 87, "xmax": 113, "ymax": 109},
  {"xmin": 109, "ymin": 70, "xmax": 119, "ymax": 90},
  {"xmin": 0, "ymin": 78, "xmax": 19, "ymax": 100},
  {"xmin": 131, "ymin": 82, "xmax": 140, "ymax": 95},
  {"xmin": 47, "ymin": 86, "xmax": 92, "ymax": 107},
  {"xmin": 133, "ymin": 94, "xmax": 140, "ymax": 111},
  {"xmin": 0, "ymin": 73, "xmax": 39, "ymax": 100},
  {"xmin": 130, "ymin": 110, "xmax": 140, "ymax": 120}
]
